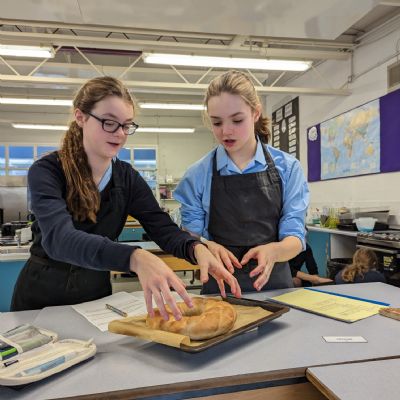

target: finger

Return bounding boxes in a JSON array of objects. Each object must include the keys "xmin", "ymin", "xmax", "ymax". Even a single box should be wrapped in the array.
[
  {"xmin": 169, "ymin": 276, "xmax": 193, "ymax": 309},
  {"xmin": 144, "ymin": 289, "xmax": 155, "ymax": 318},
  {"xmin": 220, "ymin": 253, "xmax": 234, "ymax": 274},
  {"xmin": 254, "ymin": 264, "xmax": 273, "ymax": 291},
  {"xmin": 215, "ymin": 268, "xmax": 241, "ymax": 298},
  {"xmin": 249, "ymin": 264, "xmax": 265, "ymax": 278},
  {"xmin": 227, "ymin": 251, "xmax": 242, "ymax": 269},
  {"xmin": 229, "ymin": 276, "xmax": 242, "ymax": 298},
  {"xmin": 199, "ymin": 265, "xmax": 209, "ymax": 283},
  {"xmin": 240, "ymin": 249, "xmax": 255, "ymax": 265},
  {"xmin": 152, "ymin": 289, "xmax": 170, "ymax": 321},
  {"xmin": 216, "ymin": 279, "xmax": 226, "ymax": 298},
  {"xmin": 159, "ymin": 282, "xmax": 183, "ymax": 321}
]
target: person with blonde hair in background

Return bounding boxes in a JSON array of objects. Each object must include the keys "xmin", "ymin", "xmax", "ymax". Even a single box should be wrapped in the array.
[
  {"xmin": 335, "ymin": 248, "xmax": 386, "ymax": 284},
  {"xmin": 11, "ymin": 76, "xmax": 241, "ymax": 318},
  {"xmin": 174, "ymin": 70, "xmax": 309, "ymax": 294}
]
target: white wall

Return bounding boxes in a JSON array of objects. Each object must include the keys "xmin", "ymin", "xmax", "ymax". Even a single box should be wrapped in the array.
[{"xmin": 268, "ymin": 22, "xmax": 400, "ymax": 225}]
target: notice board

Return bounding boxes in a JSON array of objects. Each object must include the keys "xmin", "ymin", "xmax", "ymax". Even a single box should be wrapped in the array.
[{"xmin": 271, "ymin": 97, "xmax": 299, "ymax": 159}]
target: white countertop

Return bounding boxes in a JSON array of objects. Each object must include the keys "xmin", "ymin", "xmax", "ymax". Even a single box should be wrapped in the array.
[
  {"xmin": 0, "ymin": 244, "xmax": 31, "ymax": 262},
  {"xmin": 307, "ymin": 224, "xmax": 359, "ymax": 237},
  {"xmin": 0, "ymin": 241, "xmax": 162, "ymax": 263}
]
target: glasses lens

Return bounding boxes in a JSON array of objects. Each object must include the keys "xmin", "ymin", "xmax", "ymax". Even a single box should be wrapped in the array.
[
  {"xmin": 103, "ymin": 120, "xmax": 119, "ymax": 133},
  {"xmin": 126, "ymin": 124, "xmax": 137, "ymax": 135}
]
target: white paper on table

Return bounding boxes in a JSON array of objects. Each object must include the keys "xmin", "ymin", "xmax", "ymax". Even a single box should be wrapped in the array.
[
  {"xmin": 71, "ymin": 291, "xmax": 195, "ymax": 331},
  {"xmin": 72, "ymin": 291, "xmax": 147, "ymax": 332}
]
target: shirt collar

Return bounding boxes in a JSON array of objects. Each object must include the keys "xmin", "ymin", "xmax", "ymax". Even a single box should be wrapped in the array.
[
  {"xmin": 215, "ymin": 137, "xmax": 267, "ymax": 172},
  {"xmin": 97, "ymin": 162, "xmax": 113, "ymax": 192}
]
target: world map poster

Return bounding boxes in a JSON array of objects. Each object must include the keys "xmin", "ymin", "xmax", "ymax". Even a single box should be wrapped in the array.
[
  {"xmin": 307, "ymin": 88, "xmax": 400, "ymax": 182},
  {"xmin": 320, "ymin": 99, "xmax": 380, "ymax": 180}
]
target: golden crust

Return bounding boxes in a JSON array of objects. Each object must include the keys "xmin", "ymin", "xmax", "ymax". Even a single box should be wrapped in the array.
[{"xmin": 146, "ymin": 297, "xmax": 237, "ymax": 340}]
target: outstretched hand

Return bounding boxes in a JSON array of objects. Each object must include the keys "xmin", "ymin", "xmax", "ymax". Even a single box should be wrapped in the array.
[
  {"xmin": 194, "ymin": 244, "xmax": 242, "ymax": 298},
  {"xmin": 129, "ymin": 249, "xmax": 193, "ymax": 321},
  {"xmin": 241, "ymin": 243, "xmax": 280, "ymax": 291},
  {"xmin": 202, "ymin": 240, "xmax": 242, "ymax": 274}
]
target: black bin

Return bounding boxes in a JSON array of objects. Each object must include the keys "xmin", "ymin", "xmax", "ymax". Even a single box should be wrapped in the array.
[{"xmin": 327, "ymin": 258, "xmax": 352, "ymax": 280}]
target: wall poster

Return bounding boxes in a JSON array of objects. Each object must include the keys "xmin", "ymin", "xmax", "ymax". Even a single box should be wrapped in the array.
[
  {"xmin": 307, "ymin": 87, "xmax": 400, "ymax": 182},
  {"xmin": 271, "ymin": 97, "xmax": 299, "ymax": 159}
]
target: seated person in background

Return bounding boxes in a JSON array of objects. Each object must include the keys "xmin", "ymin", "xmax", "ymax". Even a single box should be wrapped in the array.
[
  {"xmin": 289, "ymin": 243, "xmax": 333, "ymax": 287},
  {"xmin": 335, "ymin": 248, "xmax": 386, "ymax": 284}
]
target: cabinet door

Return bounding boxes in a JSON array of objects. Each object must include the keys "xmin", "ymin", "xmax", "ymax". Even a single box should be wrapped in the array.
[
  {"xmin": 0, "ymin": 261, "xmax": 25, "ymax": 311},
  {"xmin": 118, "ymin": 227, "xmax": 145, "ymax": 242},
  {"xmin": 307, "ymin": 231, "xmax": 330, "ymax": 277}
]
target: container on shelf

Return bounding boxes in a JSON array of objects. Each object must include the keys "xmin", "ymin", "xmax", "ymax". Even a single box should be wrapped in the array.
[{"xmin": 353, "ymin": 217, "xmax": 377, "ymax": 232}]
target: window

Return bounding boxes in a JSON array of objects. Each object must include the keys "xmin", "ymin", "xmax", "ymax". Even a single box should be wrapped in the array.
[
  {"xmin": 0, "ymin": 146, "xmax": 5, "ymax": 176},
  {"xmin": 0, "ymin": 144, "xmax": 59, "ymax": 176},
  {"xmin": 37, "ymin": 146, "xmax": 58, "ymax": 159},
  {"xmin": 133, "ymin": 148, "xmax": 157, "ymax": 190},
  {"xmin": 117, "ymin": 148, "xmax": 131, "ymax": 164},
  {"xmin": 133, "ymin": 148, "xmax": 157, "ymax": 169},
  {"xmin": 9, "ymin": 146, "xmax": 34, "ymax": 176}
]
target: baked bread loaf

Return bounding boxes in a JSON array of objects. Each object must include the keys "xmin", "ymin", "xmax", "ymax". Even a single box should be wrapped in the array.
[{"xmin": 146, "ymin": 297, "xmax": 237, "ymax": 340}]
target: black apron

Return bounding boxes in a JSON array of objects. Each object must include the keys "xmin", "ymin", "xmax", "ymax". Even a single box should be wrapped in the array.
[
  {"xmin": 11, "ymin": 160, "xmax": 128, "ymax": 311},
  {"xmin": 202, "ymin": 144, "xmax": 293, "ymax": 294}
]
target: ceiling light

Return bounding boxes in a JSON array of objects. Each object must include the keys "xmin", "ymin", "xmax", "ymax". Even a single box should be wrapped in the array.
[
  {"xmin": 12, "ymin": 124, "xmax": 68, "ymax": 130},
  {"xmin": 137, "ymin": 127, "xmax": 195, "ymax": 133},
  {"xmin": 0, "ymin": 45, "xmax": 55, "ymax": 58},
  {"xmin": 140, "ymin": 103, "xmax": 205, "ymax": 110},
  {"xmin": 143, "ymin": 53, "xmax": 311, "ymax": 71},
  {"xmin": 1, "ymin": 98, "xmax": 72, "ymax": 106}
]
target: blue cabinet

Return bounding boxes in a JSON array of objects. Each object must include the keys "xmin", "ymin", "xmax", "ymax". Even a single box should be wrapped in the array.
[
  {"xmin": 307, "ymin": 227, "xmax": 357, "ymax": 278},
  {"xmin": 118, "ymin": 227, "xmax": 146, "ymax": 242},
  {"xmin": 0, "ymin": 260, "xmax": 25, "ymax": 312},
  {"xmin": 307, "ymin": 231, "xmax": 330, "ymax": 277}
]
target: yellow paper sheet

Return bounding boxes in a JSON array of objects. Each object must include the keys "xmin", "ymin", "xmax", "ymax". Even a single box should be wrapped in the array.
[{"xmin": 271, "ymin": 289, "xmax": 383, "ymax": 322}]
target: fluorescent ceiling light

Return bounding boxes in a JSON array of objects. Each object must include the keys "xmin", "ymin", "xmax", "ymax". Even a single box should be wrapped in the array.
[
  {"xmin": 140, "ymin": 102, "xmax": 205, "ymax": 111},
  {"xmin": 0, "ymin": 45, "xmax": 55, "ymax": 58},
  {"xmin": 137, "ymin": 127, "xmax": 195, "ymax": 133},
  {"xmin": 143, "ymin": 53, "xmax": 311, "ymax": 71},
  {"xmin": 1, "ymin": 98, "xmax": 72, "ymax": 106},
  {"xmin": 12, "ymin": 124, "xmax": 68, "ymax": 130}
]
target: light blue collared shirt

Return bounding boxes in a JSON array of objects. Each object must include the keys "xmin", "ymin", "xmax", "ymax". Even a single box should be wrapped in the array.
[
  {"xmin": 98, "ymin": 162, "xmax": 113, "ymax": 192},
  {"xmin": 173, "ymin": 139, "xmax": 309, "ymax": 249}
]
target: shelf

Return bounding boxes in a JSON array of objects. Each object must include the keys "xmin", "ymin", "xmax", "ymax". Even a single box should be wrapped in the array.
[{"xmin": 159, "ymin": 182, "xmax": 179, "ymax": 186}]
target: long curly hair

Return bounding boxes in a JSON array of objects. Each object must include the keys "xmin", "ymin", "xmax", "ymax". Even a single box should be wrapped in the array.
[
  {"xmin": 59, "ymin": 76, "xmax": 134, "ymax": 223},
  {"xmin": 203, "ymin": 70, "xmax": 271, "ymax": 143},
  {"xmin": 341, "ymin": 248, "xmax": 378, "ymax": 282}
]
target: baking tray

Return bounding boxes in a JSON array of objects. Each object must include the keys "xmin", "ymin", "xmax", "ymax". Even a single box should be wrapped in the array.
[{"xmin": 179, "ymin": 296, "xmax": 290, "ymax": 352}]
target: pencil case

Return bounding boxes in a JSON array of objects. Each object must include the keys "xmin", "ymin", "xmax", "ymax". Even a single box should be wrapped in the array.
[{"xmin": 0, "ymin": 324, "xmax": 96, "ymax": 386}]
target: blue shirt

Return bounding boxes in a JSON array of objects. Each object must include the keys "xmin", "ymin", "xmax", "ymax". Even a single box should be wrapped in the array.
[
  {"xmin": 174, "ymin": 140, "xmax": 309, "ymax": 249},
  {"xmin": 98, "ymin": 162, "xmax": 112, "ymax": 192}
]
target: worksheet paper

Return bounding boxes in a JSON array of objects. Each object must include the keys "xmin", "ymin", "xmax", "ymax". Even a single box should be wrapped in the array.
[
  {"xmin": 271, "ymin": 289, "xmax": 384, "ymax": 322},
  {"xmin": 71, "ymin": 291, "xmax": 190, "ymax": 331},
  {"xmin": 71, "ymin": 292, "xmax": 147, "ymax": 331}
]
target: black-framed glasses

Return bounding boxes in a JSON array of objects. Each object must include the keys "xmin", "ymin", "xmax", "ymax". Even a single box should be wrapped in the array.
[{"xmin": 87, "ymin": 112, "xmax": 139, "ymax": 135}]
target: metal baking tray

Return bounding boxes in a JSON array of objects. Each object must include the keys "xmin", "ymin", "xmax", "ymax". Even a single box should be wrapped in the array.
[{"xmin": 180, "ymin": 296, "xmax": 290, "ymax": 353}]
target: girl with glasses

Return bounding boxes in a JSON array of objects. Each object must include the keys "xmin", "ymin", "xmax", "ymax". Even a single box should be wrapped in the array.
[
  {"xmin": 174, "ymin": 70, "xmax": 309, "ymax": 294},
  {"xmin": 11, "ymin": 76, "xmax": 241, "ymax": 319}
]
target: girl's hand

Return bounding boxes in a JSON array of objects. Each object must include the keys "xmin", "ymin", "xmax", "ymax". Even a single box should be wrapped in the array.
[
  {"xmin": 194, "ymin": 244, "xmax": 242, "ymax": 298},
  {"xmin": 311, "ymin": 275, "xmax": 333, "ymax": 285},
  {"xmin": 201, "ymin": 240, "xmax": 242, "ymax": 274},
  {"xmin": 240, "ymin": 243, "xmax": 280, "ymax": 291},
  {"xmin": 129, "ymin": 249, "xmax": 193, "ymax": 321}
]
